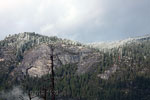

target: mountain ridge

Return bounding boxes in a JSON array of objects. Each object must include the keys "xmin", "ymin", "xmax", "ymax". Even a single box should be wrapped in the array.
[
  {"xmin": 0, "ymin": 32, "xmax": 150, "ymax": 100},
  {"xmin": 0, "ymin": 32, "xmax": 150, "ymax": 77},
  {"xmin": 88, "ymin": 34, "xmax": 150, "ymax": 50}
]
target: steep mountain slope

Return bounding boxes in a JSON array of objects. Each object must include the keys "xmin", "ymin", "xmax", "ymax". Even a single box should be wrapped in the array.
[
  {"xmin": 0, "ymin": 32, "xmax": 150, "ymax": 100},
  {"xmin": 0, "ymin": 32, "xmax": 101, "ymax": 78}
]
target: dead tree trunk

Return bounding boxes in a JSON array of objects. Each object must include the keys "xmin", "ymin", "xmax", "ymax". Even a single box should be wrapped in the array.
[{"xmin": 50, "ymin": 46, "xmax": 55, "ymax": 100}]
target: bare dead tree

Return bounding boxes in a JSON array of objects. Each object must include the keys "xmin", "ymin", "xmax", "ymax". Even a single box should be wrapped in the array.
[{"xmin": 50, "ymin": 45, "xmax": 55, "ymax": 100}]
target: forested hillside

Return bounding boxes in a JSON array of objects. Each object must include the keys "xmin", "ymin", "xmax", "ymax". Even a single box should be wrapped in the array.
[{"xmin": 0, "ymin": 32, "xmax": 150, "ymax": 100}]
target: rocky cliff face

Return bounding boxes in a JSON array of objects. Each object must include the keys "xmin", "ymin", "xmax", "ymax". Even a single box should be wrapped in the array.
[
  {"xmin": 0, "ymin": 32, "xmax": 101, "ymax": 78},
  {"xmin": 20, "ymin": 44, "xmax": 51, "ymax": 77},
  {"xmin": 19, "ymin": 43, "xmax": 101, "ymax": 77}
]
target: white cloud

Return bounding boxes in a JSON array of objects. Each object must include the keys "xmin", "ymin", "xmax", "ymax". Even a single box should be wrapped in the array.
[
  {"xmin": 36, "ymin": 0, "xmax": 103, "ymax": 36},
  {"xmin": 0, "ymin": 0, "xmax": 103, "ymax": 38},
  {"xmin": 0, "ymin": 0, "xmax": 150, "ymax": 42}
]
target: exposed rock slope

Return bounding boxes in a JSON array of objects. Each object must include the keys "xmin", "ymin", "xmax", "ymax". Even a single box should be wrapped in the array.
[{"xmin": 0, "ymin": 32, "xmax": 101, "ymax": 78}]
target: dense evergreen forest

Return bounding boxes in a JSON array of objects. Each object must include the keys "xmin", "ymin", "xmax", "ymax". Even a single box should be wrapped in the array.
[{"xmin": 0, "ymin": 33, "xmax": 150, "ymax": 100}]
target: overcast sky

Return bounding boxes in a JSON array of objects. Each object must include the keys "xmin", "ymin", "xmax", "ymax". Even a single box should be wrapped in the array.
[{"xmin": 0, "ymin": 0, "xmax": 150, "ymax": 43}]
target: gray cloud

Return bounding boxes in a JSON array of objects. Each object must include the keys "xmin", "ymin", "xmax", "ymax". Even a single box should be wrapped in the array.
[{"xmin": 0, "ymin": 0, "xmax": 150, "ymax": 43}]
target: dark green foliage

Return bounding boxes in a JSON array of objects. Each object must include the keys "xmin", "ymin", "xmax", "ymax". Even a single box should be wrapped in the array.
[
  {"xmin": 1, "ymin": 34, "xmax": 150, "ymax": 100},
  {"xmin": 20, "ymin": 63, "xmax": 150, "ymax": 100}
]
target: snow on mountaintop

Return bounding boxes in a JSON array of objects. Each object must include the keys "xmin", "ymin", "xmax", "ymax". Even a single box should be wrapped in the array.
[{"xmin": 88, "ymin": 34, "xmax": 150, "ymax": 50}]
